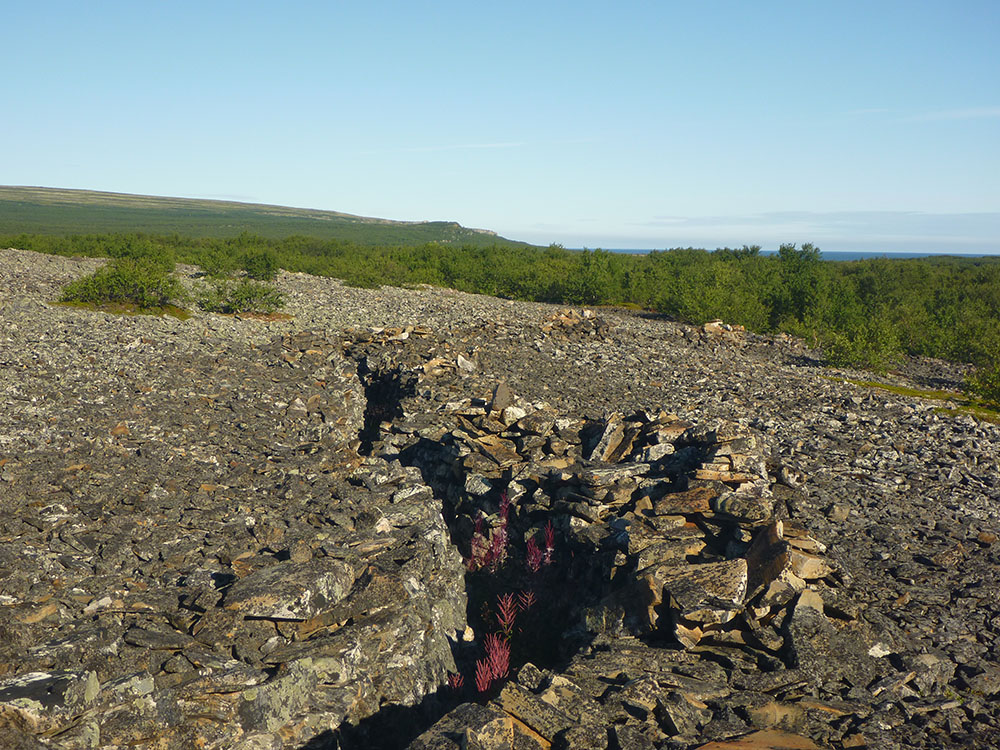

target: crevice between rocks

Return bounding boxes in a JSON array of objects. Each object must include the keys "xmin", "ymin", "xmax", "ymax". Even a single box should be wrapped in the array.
[{"xmin": 355, "ymin": 356, "xmax": 417, "ymax": 456}]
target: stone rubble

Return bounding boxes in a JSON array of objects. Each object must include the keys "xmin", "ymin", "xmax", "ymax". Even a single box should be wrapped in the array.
[{"xmin": 1, "ymin": 247, "xmax": 999, "ymax": 749}]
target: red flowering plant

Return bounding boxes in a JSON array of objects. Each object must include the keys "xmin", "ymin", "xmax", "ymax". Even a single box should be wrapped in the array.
[{"xmin": 452, "ymin": 487, "xmax": 562, "ymax": 699}]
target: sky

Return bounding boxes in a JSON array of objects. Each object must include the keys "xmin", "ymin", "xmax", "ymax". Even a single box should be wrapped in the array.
[{"xmin": 2, "ymin": 1, "xmax": 999, "ymax": 252}]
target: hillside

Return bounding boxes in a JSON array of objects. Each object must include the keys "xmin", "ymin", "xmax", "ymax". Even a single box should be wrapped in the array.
[
  {"xmin": 1, "ymin": 247, "xmax": 999, "ymax": 749},
  {"xmin": 0, "ymin": 186, "xmax": 531, "ymax": 247}
]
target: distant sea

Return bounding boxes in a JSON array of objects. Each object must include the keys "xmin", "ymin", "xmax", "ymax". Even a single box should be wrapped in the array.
[{"xmin": 604, "ymin": 249, "xmax": 997, "ymax": 261}]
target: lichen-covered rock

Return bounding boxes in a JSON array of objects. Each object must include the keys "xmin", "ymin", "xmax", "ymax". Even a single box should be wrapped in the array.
[{"xmin": 223, "ymin": 559, "xmax": 356, "ymax": 619}]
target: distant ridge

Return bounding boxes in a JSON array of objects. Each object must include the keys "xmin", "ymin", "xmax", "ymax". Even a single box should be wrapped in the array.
[{"xmin": 0, "ymin": 186, "xmax": 531, "ymax": 247}]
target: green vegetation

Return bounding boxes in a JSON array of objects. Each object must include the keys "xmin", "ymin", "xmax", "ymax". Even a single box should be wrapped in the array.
[
  {"xmin": 240, "ymin": 249, "xmax": 279, "ymax": 281},
  {"xmin": 825, "ymin": 376, "xmax": 1000, "ymax": 424},
  {"xmin": 60, "ymin": 256, "xmax": 185, "ymax": 310},
  {"xmin": 0, "ymin": 186, "xmax": 529, "ymax": 247},
  {"xmin": 965, "ymin": 359, "xmax": 1000, "ymax": 410},
  {"xmin": 53, "ymin": 235, "xmax": 286, "ymax": 316},
  {"xmin": 9, "ymin": 230, "xmax": 1000, "ymax": 385},
  {"xmin": 195, "ymin": 279, "xmax": 286, "ymax": 314}
]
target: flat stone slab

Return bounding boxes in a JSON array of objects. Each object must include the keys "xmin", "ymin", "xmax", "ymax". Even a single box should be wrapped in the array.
[
  {"xmin": 222, "ymin": 559, "xmax": 357, "ymax": 620},
  {"xmin": 694, "ymin": 729, "xmax": 823, "ymax": 750}
]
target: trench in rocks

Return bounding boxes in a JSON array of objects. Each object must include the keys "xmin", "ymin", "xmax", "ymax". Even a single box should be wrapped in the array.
[
  {"xmin": 327, "ymin": 357, "xmax": 760, "ymax": 749},
  {"xmin": 323, "ymin": 359, "xmax": 617, "ymax": 748},
  {"xmin": 328, "ymin": 350, "xmax": 869, "ymax": 748}
]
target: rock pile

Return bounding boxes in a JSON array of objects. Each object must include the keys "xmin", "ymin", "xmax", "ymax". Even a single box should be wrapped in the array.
[
  {"xmin": 540, "ymin": 308, "xmax": 612, "ymax": 343},
  {"xmin": 366, "ymin": 378, "xmax": 898, "ymax": 749},
  {"xmin": 2, "ymin": 247, "xmax": 999, "ymax": 749}
]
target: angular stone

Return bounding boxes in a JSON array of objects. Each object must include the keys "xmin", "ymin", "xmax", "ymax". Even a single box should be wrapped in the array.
[
  {"xmin": 745, "ymin": 701, "xmax": 807, "ymax": 733},
  {"xmin": 222, "ymin": 559, "xmax": 356, "ymax": 620},
  {"xmin": 611, "ymin": 724, "xmax": 660, "ymax": 749},
  {"xmin": 783, "ymin": 589, "xmax": 884, "ymax": 689},
  {"xmin": 537, "ymin": 675, "xmax": 602, "ymax": 725},
  {"xmin": 640, "ymin": 559, "xmax": 748, "ymax": 635},
  {"xmin": 652, "ymin": 420, "xmax": 693, "ymax": 442},
  {"xmin": 695, "ymin": 468, "xmax": 755, "ymax": 483},
  {"xmin": 638, "ymin": 442, "xmax": 675, "ymax": 462},
  {"xmin": 123, "ymin": 626, "xmax": 198, "ymax": 651},
  {"xmin": 653, "ymin": 486, "xmax": 718, "ymax": 515},
  {"xmin": 474, "ymin": 434, "xmax": 522, "ymax": 467},
  {"xmin": 964, "ymin": 663, "xmax": 1000, "ymax": 697},
  {"xmin": 465, "ymin": 473, "xmax": 494, "ymax": 496},
  {"xmin": 787, "ymin": 549, "xmax": 832, "ymax": 581},
  {"xmin": 517, "ymin": 412, "xmax": 556, "ymax": 437},
  {"xmin": 497, "ymin": 682, "xmax": 575, "ymax": 740},
  {"xmin": 712, "ymin": 488, "xmax": 774, "ymax": 522},
  {"xmin": 558, "ymin": 724, "xmax": 609, "ymax": 749},
  {"xmin": 489, "ymin": 382, "xmax": 514, "ymax": 412},
  {"xmin": 500, "ymin": 405, "xmax": 527, "ymax": 425},
  {"xmin": 580, "ymin": 463, "xmax": 650, "ymax": 486},
  {"xmin": 586, "ymin": 415, "xmax": 625, "ymax": 462},
  {"xmin": 658, "ymin": 690, "xmax": 714, "ymax": 737},
  {"xmin": 745, "ymin": 522, "xmax": 812, "ymax": 601},
  {"xmin": 680, "ymin": 420, "xmax": 745, "ymax": 445}
]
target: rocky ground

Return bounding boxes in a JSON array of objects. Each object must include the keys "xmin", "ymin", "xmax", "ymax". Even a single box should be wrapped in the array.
[{"xmin": 1, "ymin": 248, "xmax": 998, "ymax": 749}]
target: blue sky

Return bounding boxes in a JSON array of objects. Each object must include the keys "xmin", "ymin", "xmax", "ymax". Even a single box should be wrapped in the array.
[{"xmin": 3, "ymin": 1, "xmax": 998, "ymax": 252}]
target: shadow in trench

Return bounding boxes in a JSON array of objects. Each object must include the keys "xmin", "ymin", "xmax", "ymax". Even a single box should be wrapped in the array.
[{"xmin": 302, "ymin": 683, "xmax": 459, "ymax": 749}]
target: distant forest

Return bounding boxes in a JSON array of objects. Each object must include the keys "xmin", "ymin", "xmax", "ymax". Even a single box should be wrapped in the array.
[{"xmin": 5, "ymin": 232, "xmax": 1000, "ymax": 381}]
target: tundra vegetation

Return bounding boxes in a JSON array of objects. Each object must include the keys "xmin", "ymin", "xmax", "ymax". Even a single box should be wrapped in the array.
[
  {"xmin": 7, "ymin": 232, "xmax": 999, "ymax": 407},
  {"xmin": 53, "ymin": 234, "xmax": 286, "ymax": 316}
]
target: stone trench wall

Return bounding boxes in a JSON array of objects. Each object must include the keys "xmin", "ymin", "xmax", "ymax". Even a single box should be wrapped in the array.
[
  {"xmin": 0, "ymin": 331, "xmax": 468, "ymax": 750},
  {"xmin": 0, "ymin": 323, "xmax": 966, "ymax": 750},
  {"xmin": 332, "ymin": 327, "xmax": 923, "ymax": 749},
  {"xmin": 362, "ymin": 352, "xmax": 899, "ymax": 749}
]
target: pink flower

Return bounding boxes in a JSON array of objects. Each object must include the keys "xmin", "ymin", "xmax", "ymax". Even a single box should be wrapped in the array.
[
  {"xmin": 526, "ymin": 536, "xmax": 543, "ymax": 573},
  {"xmin": 474, "ymin": 633, "xmax": 511, "ymax": 693},
  {"xmin": 488, "ymin": 525, "xmax": 508, "ymax": 569},
  {"xmin": 483, "ymin": 632, "xmax": 510, "ymax": 680},
  {"xmin": 518, "ymin": 589, "xmax": 536, "ymax": 611},
  {"xmin": 499, "ymin": 491, "xmax": 511, "ymax": 522},
  {"xmin": 543, "ymin": 520, "xmax": 555, "ymax": 565},
  {"xmin": 474, "ymin": 657, "xmax": 493, "ymax": 693}
]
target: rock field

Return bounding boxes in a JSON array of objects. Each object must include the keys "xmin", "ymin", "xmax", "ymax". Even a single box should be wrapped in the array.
[{"xmin": 1, "ymin": 247, "xmax": 999, "ymax": 749}]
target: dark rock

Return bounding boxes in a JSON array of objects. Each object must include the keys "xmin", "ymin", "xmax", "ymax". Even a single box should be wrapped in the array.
[{"xmin": 3, "ymin": 248, "xmax": 999, "ymax": 749}]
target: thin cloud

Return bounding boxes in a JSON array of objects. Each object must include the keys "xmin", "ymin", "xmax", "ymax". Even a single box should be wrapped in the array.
[
  {"xmin": 363, "ymin": 141, "xmax": 524, "ymax": 156},
  {"xmin": 405, "ymin": 141, "xmax": 524, "ymax": 152},
  {"xmin": 363, "ymin": 137, "xmax": 595, "ymax": 156},
  {"xmin": 846, "ymin": 107, "xmax": 891, "ymax": 116},
  {"xmin": 903, "ymin": 106, "xmax": 1000, "ymax": 122}
]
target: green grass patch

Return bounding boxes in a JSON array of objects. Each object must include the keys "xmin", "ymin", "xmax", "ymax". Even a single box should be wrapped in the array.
[
  {"xmin": 0, "ymin": 186, "xmax": 530, "ymax": 247},
  {"xmin": 964, "ymin": 361, "xmax": 1000, "ymax": 410},
  {"xmin": 822, "ymin": 375, "xmax": 1000, "ymax": 423},
  {"xmin": 54, "ymin": 300, "xmax": 192, "ymax": 320}
]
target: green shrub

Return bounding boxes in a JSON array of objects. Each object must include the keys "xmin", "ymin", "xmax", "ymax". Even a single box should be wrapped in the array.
[
  {"xmin": 105, "ymin": 235, "xmax": 176, "ymax": 272},
  {"xmin": 197, "ymin": 247, "xmax": 240, "ymax": 278},
  {"xmin": 822, "ymin": 318, "xmax": 902, "ymax": 372},
  {"xmin": 195, "ymin": 279, "xmax": 285, "ymax": 314},
  {"xmin": 965, "ymin": 360, "xmax": 1000, "ymax": 409},
  {"xmin": 60, "ymin": 257, "xmax": 186, "ymax": 309},
  {"xmin": 241, "ymin": 249, "xmax": 279, "ymax": 281}
]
